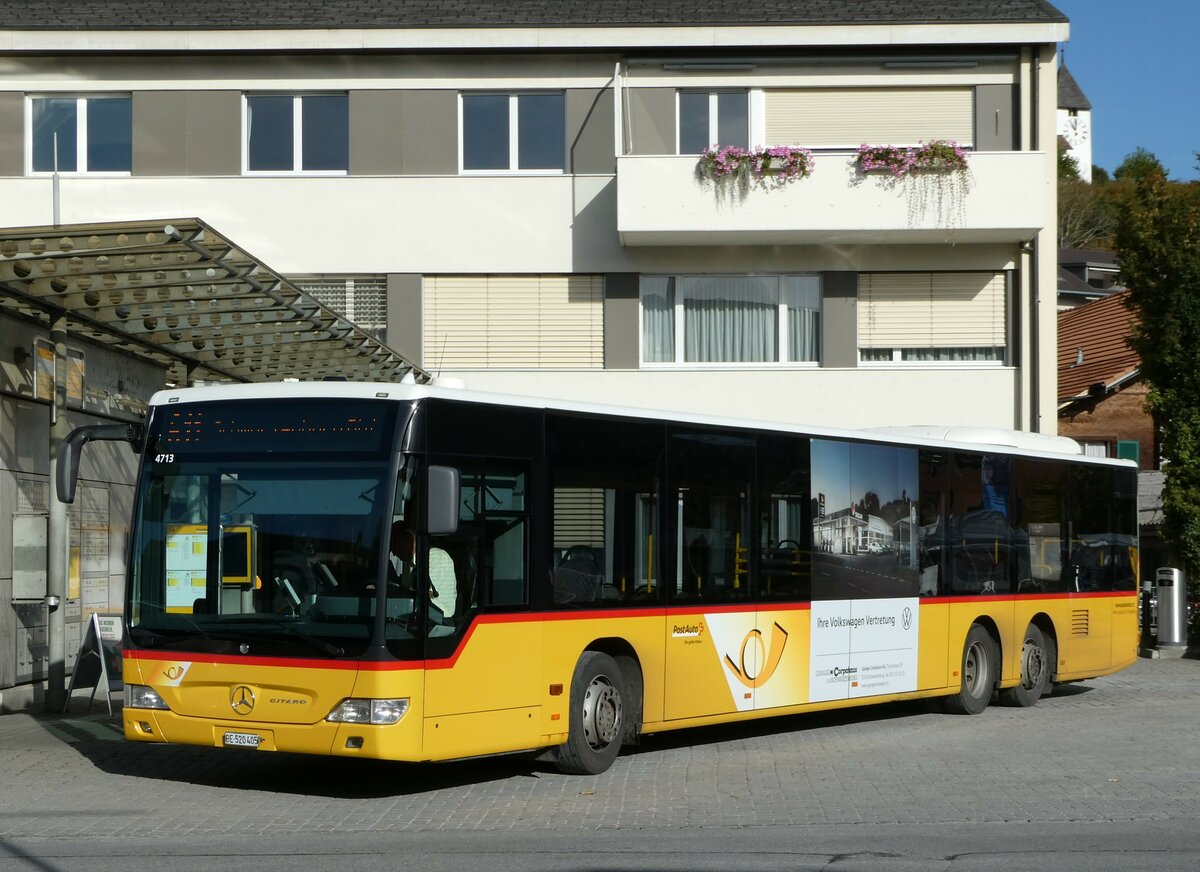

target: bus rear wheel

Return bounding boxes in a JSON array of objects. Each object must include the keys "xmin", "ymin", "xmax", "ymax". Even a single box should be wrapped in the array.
[
  {"xmin": 945, "ymin": 624, "xmax": 996, "ymax": 715},
  {"xmin": 556, "ymin": 651, "xmax": 625, "ymax": 775},
  {"xmin": 999, "ymin": 624, "xmax": 1052, "ymax": 707}
]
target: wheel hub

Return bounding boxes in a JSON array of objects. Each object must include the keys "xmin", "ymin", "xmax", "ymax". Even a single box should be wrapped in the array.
[
  {"xmin": 582, "ymin": 675, "xmax": 622, "ymax": 750},
  {"xmin": 1021, "ymin": 638, "xmax": 1045, "ymax": 690}
]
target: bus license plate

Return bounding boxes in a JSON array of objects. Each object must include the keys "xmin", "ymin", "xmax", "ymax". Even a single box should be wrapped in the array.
[{"xmin": 223, "ymin": 731, "xmax": 261, "ymax": 748}]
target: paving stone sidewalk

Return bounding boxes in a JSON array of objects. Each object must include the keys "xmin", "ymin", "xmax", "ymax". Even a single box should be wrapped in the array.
[{"xmin": 1, "ymin": 658, "xmax": 1197, "ymax": 840}]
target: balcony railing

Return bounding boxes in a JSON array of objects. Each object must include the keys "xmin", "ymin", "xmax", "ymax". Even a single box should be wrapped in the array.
[{"xmin": 616, "ymin": 151, "xmax": 1047, "ymax": 246}]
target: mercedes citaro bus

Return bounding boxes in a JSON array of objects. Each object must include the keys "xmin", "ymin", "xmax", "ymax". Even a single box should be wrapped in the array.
[{"xmin": 59, "ymin": 381, "xmax": 1138, "ymax": 774}]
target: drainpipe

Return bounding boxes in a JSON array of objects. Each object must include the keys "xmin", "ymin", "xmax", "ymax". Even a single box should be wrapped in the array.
[{"xmin": 1029, "ymin": 49, "xmax": 1041, "ymax": 433}]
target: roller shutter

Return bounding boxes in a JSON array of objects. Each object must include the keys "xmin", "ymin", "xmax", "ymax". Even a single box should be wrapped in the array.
[
  {"xmin": 765, "ymin": 88, "xmax": 974, "ymax": 148},
  {"xmin": 424, "ymin": 275, "xmax": 604, "ymax": 368}
]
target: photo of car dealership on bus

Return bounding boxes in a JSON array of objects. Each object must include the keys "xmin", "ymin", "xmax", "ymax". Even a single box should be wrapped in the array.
[{"xmin": 58, "ymin": 381, "xmax": 1139, "ymax": 774}]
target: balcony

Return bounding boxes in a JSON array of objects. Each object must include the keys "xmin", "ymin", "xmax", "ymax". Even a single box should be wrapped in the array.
[{"xmin": 616, "ymin": 151, "xmax": 1047, "ymax": 246}]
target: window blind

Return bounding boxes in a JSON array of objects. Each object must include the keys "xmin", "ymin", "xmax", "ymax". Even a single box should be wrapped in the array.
[
  {"xmin": 858, "ymin": 271, "xmax": 1005, "ymax": 350},
  {"xmin": 424, "ymin": 275, "xmax": 603, "ymax": 368},
  {"xmin": 765, "ymin": 87, "xmax": 974, "ymax": 148}
]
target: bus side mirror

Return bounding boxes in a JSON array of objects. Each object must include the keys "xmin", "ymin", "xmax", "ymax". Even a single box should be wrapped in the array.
[
  {"xmin": 426, "ymin": 465, "xmax": 460, "ymax": 536},
  {"xmin": 56, "ymin": 423, "xmax": 144, "ymax": 504}
]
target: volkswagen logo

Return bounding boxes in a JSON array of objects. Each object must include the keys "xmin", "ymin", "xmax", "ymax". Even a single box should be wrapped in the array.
[
  {"xmin": 230, "ymin": 685, "xmax": 256, "ymax": 716},
  {"xmin": 902, "ymin": 607, "xmax": 913, "ymax": 631}
]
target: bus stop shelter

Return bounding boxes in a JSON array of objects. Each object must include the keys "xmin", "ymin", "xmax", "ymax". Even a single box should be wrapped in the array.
[{"xmin": 0, "ymin": 218, "xmax": 429, "ymax": 710}]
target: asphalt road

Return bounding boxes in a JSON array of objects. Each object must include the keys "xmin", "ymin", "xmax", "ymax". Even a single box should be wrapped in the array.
[{"xmin": 2, "ymin": 656, "xmax": 1199, "ymax": 871}]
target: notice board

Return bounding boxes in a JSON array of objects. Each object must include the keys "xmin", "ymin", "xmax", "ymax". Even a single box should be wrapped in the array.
[{"xmin": 64, "ymin": 612, "xmax": 123, "ymax": 716}]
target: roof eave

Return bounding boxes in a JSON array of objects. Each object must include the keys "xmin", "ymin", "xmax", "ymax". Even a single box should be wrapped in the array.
[{"xmin": 0, "ymin": 21, "xmax": 1070, "ymax": 54}]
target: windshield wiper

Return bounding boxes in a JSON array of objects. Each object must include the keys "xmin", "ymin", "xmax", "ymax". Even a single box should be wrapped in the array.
[
  {"xmin": 197, "ymin": 617, "xmax": 346, "ymax": 658},
  {"xmin": 133, "ymin": 617, "xmax": 345, "ymax": 658},
  {"xmin": 273, "ymin": 622, "xmax": 346, "ymax": 657},
  {"xmin": 129, "ymin": 626, "xmax": 172, "ymax": 648}
]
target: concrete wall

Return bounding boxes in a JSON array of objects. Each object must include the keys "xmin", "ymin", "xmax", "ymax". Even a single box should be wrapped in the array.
[
  {"xmin": 446, "ymin": 366, "xmax": 1020, "ymax": 431},
  {"xmin": 0, "ymin": 312, "xmax": 165, "ymax": 708}
]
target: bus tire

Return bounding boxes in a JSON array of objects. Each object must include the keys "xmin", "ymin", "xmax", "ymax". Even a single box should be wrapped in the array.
[
  {"xmin": 999, "ymin": 624, "xmax": 1051, "ymax": 707},
  {"xmin": 556, "ymin": 651, "xmax": 625, "ymax": 775},
  {"xmin": 945, "ymin": 624, "xmax": 996, "ymax": 715}
]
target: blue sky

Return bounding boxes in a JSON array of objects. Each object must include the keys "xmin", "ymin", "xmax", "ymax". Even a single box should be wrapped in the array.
[{"xmin": 1054, "ymin": 0, "xmax": 1200, "ymax": 181}]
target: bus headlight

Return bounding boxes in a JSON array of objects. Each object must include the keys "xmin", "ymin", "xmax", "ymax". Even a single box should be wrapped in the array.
[
  {"xmin": 326, "ymin": 698, "xmax": 409, "ymax": 725},
  {"xmin": 124, "ymin": 684, "xmax": 170, "ymax": 710}
]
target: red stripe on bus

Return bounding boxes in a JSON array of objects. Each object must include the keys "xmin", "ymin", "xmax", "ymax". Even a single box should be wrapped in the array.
[
  {"xmin": 124, "ymin": 591, "xmax": 1130, "ymax": 673},
  {"xmin": 921, "ymin": 590, "xmax": 1136, "ymax": 605}
]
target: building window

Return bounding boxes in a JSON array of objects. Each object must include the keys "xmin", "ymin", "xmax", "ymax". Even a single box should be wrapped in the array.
[
  {"xmin": 460, "ymin": 93, "xmax": 565, "ymax": 172},
  {"xmin": 858, "ymin": 272, "xmax": 1006, "ymax": 364},
  {"xmin": 292, "ymin": 275, "xmax": 388, "ymax": 342},
  {"xmin": 641, "ymin": 275, "xmax": 820, "ymax": 365},
  {"xmin": 763, "ymin": 88, "xmax": 974, "ymax": 150},
  {"xmin": 678, "ymin": 90, "xmax": 749, "ymax": 154},
  {"xmin": 30, "ymin": 96, "xmax": 131, "ymax": 173},
  {"xmin": 424, "ymin": 275, "xmax": 603, "ymax": 368},
  {"xmin": 245, "ymin": 94, "xmax": 348, "ymax": 173}
]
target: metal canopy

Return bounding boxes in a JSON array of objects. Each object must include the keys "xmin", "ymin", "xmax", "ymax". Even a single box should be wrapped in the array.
[{"xmin": 0, "ymin": 218, "xmax": 429, "ymax": 386}]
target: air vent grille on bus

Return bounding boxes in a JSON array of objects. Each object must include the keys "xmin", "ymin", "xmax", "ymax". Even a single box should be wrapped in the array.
[{"xmin": 1071, "ymin": 609, "xmax": 1090, "ymax": 636}]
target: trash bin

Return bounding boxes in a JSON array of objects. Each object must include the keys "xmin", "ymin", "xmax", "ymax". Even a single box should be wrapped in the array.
[{"xmin": 1155, "ymin": 567, "xmax": 1188, "ymax": 650}]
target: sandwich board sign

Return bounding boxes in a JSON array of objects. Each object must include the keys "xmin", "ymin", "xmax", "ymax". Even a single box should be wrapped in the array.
[{"xmin": 64, "ymin": 612, "xmax": 123, "ymax": 715}]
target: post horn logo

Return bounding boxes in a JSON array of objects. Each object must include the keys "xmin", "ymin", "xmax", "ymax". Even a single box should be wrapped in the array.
[
  {"xmin": 724, "ymin": 622, "xmax": 789, "ymax": 689},
  {"xmin": 230, "ymin": 685, "xmax": 256, "ymax": 716}
]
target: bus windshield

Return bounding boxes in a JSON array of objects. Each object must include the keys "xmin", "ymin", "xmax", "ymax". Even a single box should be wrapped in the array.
[{"xmin": 127, "ymin": 398, "xmax": 419, "ymax": 659}]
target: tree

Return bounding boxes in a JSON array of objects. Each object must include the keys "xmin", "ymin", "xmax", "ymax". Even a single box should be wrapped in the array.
[
  {"xmin": 1058, "ymin": 178, "xmax": 1117, "ymax": 249},
  {"xmin": 1056, "ymin": 144, "xmax": 1117, "ymax": 249},
  {"xmin": 1058, "ymin": 146, "xmax": 1080, "ymax": 181},
  {"xmin": 1114, "ymin": 147, "xmax": 1167, "ymax": 183},
  {"xmin": 1114, "ymin": 149, "xmax": 1200, "ymax": 576}
]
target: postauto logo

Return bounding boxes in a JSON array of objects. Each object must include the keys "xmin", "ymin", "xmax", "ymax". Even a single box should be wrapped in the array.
[{"xmin": 724, "ymin": 622, "xmax": 789, "ymax": 689}]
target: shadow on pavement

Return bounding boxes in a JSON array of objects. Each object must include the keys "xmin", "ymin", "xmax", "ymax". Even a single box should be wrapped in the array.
[{"xmin": 29, "ymin": 681, "xmax": 1093, "ymax": 799}]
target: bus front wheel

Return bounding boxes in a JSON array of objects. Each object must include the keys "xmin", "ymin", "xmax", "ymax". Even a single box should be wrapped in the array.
[
  {"xmin": 999, "ymin": 624, "xmax": 1053, "ymax": 707},
  {"xmin": 556, "ymin": 651, "xmax": 624, "ymax": 775},
  {"xmin": 945, "ymin": 624, "xmax": 996, "ymax": 715}
]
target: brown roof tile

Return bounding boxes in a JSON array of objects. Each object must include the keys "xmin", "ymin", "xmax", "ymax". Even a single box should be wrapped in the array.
[{"xmin": 1057, "ymin": 289, "xmax": 1140, "ymax": 402}]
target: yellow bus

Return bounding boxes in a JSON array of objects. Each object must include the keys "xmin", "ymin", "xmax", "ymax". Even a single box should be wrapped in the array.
[{"xmin": 60, "ymin": 382, "xmax": 1139, "ymax": 774}]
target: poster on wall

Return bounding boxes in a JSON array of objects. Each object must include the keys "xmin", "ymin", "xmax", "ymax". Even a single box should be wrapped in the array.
[
  {"xmin": 66, "ymin": 348, "xmax": 85, "ymax": 408},
  {"xmin": 33, "ymin": 338, "xmax": 54, "ymax": 401}
]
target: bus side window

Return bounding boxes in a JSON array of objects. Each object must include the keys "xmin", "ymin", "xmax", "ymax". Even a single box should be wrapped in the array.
[
  {"xmin": 546, "ymin": 413, "xmax": 665, "ymax": 607},
  {"xmin": 668, "ymin": 427, "xmax": 753, "ymax": 605},
  {"xmin": 757, "ymin": 434, "xmax": 812, "ymax": 602},
  {"xmin": 454, "ymin": 461, "xmax": 529, "ymax": 608},
  {"xmin": 947, "ymin": 453, "xmax": 1013, "ymax": 596}
]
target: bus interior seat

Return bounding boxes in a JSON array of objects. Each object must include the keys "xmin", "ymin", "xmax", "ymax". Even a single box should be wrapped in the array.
[{"xmin": 553, "ymin": 545, "xmax": 604, "ymax": 604}]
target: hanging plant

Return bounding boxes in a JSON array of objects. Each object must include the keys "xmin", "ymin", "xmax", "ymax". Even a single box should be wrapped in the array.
[
  {"xmin": 756, "ymin": 145, "xmax": 816, "ymax": 186},
  {"xmin": 697, "ymin": 145, "xmax": 815, "ymax": 190},
  {"xmin": 909, "ymin": 140, "xmax": 969, "ymax": 173},
  {"xmin": 855, "ymin": 140, "xmax": 969, "ymax": 177}
]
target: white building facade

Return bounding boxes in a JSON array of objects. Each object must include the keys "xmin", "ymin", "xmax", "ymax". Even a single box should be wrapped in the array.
[
  {"xmin": 1056, "ymin": 63, "xmax": 1092, "ymax": 183},
  {"xmin": 0, "ymin": 1, "xmax": 1066, "ymax": 434},
  {"xmin": 0, "ymin": 0, "xmax": 1072, "ymax": 708}
]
